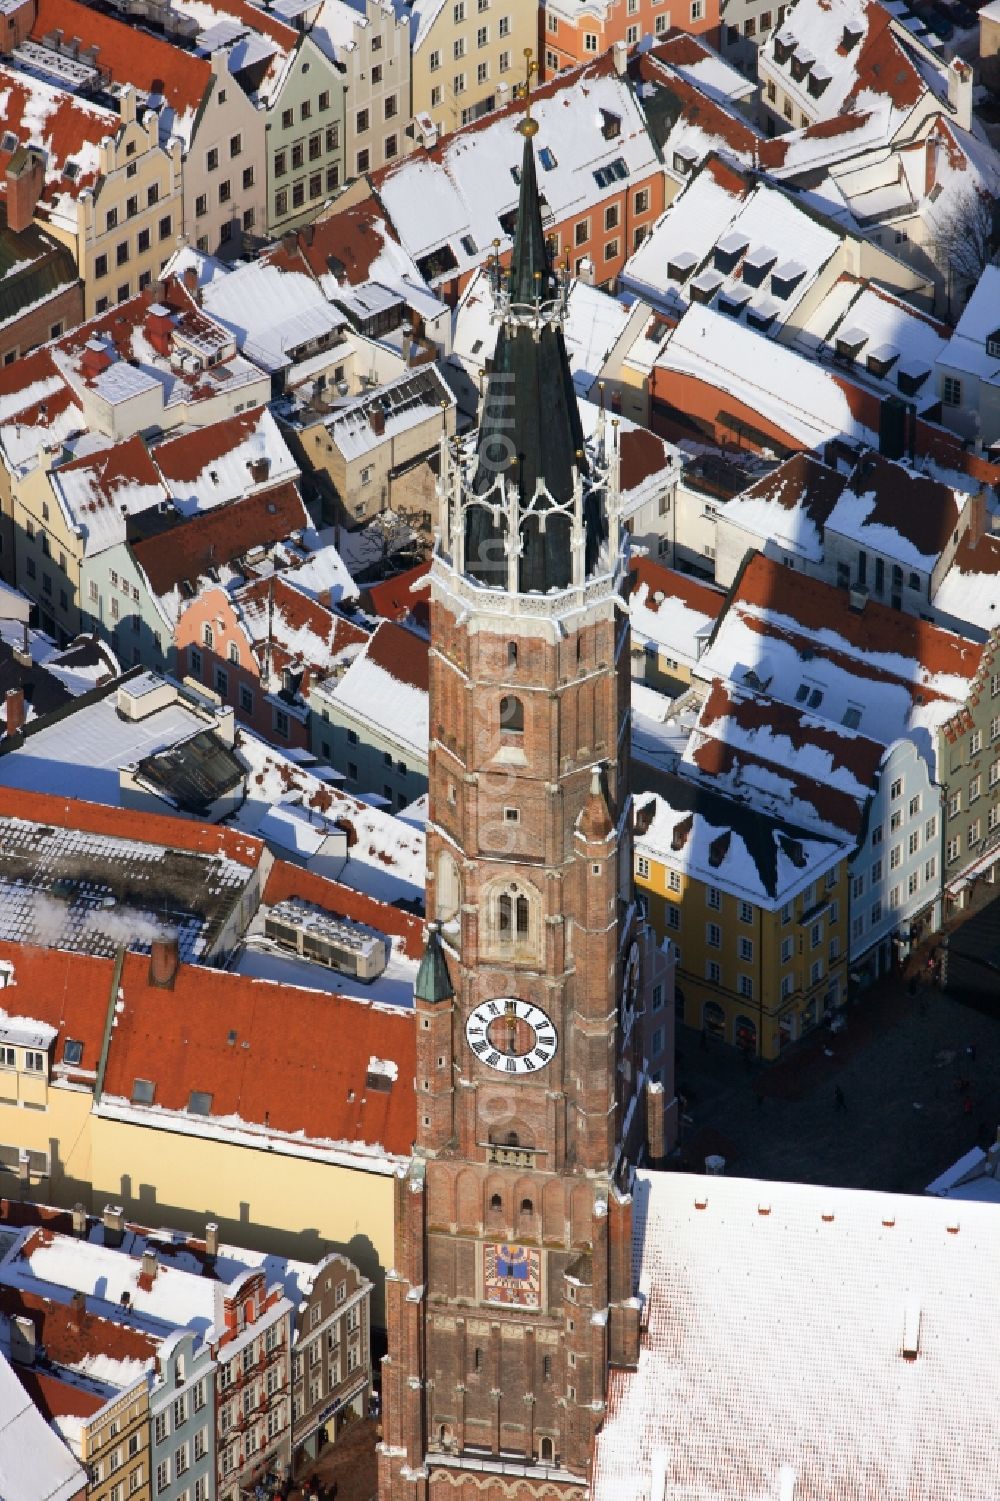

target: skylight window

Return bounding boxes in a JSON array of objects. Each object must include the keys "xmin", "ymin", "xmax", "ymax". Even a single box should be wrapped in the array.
[
  {"xmin": 538, "ymin": 146, "xmax": 557, "ymax": 170},
  {"xmin": 842, "ymin": 706, "xmax": 862, "ymax": 729},
  {"xmin": 132, "ymin": 1078, "xmax": 156, "ymax": 1105},
  {"xmin": 63, "ymin": 1038, "xmax": 83, "ymax": 1066},
  {"xmin": 188, "ymin": 1090, "xmax": 213, "ymax": 1116},
  {"xmin": 62, "ymin": 160, "xmax": 80, "ymax": 181},
  {"xmin": 460, "ymin": 233, "xmax": 478, "ymax": 256},
  {"xmin": 593, "ymin": 157, "xmax": 628, "ymax": 190},
  {"xmin": 0, "ymin": 132, "xmax": 16, "ymax": 153}
]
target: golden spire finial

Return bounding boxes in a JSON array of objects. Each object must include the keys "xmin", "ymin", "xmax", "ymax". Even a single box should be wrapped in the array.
[{"xmin": 516, "ymin": 48, "xmax": 540, "ymax": 137}]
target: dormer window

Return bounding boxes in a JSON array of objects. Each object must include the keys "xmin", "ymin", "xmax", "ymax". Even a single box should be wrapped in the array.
[
  {"xmin": 600, "ymin": 109, "xmax": 621, "ymax": 140},
  {"xmin": 987, "ymin": 330, "xmax": 1000, "ymax": 359},
  {"xmin": 840, "ymin": 24, "xmax": 863, "ymax": 51}
]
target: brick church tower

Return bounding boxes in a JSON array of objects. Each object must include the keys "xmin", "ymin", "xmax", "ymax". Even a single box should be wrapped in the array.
[{"xmin": 378, "ymin": 75, "xmax": 669, "ymax": 1501}]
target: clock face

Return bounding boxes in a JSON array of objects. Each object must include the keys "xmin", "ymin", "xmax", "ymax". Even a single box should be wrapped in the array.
[
  {"xmin": 465, "ymin": 998, "xmax": 557, "ymax": 1074},
  {"xmin": 483, "ymin": 1242, "xmax": 542, "ymax": 1307}
]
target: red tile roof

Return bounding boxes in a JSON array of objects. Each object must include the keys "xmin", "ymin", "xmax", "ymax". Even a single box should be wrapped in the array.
[
  {"xmin": 151, "ymin": 407, "xmax": 273, "ymax": 485},
  {"xmin": 620, "ymin": 426, "xmax": 674, "ymax": 495},
  {"xmin": 630, "ymin": 556, "xmax": 726, "ymax": 620},
  {"xmin": 0, "ymin": 939, "xmax": 111, "ymax": 1070},
  {"xmin": 1, "ymin": 1282, "xmax": 157, "ymax": 1374},
  {"xmin": 0, "ymin": 785, "xmax": 263, "ymax": 867},
  {"xmin": 237, "ymin": 574, "xmax": 367, "ymax": 678},
  {"xmin": 365, "ymin": 620, "xmax": 429, "ymax": 693},
  {"xmin": 16, "ymin": 1367, "xmax": 107, "ymax": 1426},
  {"xmin": 56, "ymin": 433, "xmax": 164, "ymax": 506},
  {"xmin": 132, "ymin": 482, "xmax": 309, "ymax": 598},
  {"xmin": 198, "ymin": 0, "xmax": 297, "ymax": 50},
  {"xmin": 99, "ymin": 950, "xmax": 417, "ymax": 1157},
  {"xmin": 31, "ymin": 0, "xmax": 210, "ymax": 118},
  {"xmin": 0, "ymin": 64, "xmax": 114, "ymax": 210},
  {"xmin": 295, "ymin": 202, "xmax": 404, "ymax": 287},
  {"xmin": 360, "ymin": 562, "xmax": 431, "ymax": 624},
  {"xmin": 734, "ymin": 554, "xmax": 983, "ymax": 685},
  {"xmin": 264, "ymin": 860, "xmax": 424, "ymax": 961}
]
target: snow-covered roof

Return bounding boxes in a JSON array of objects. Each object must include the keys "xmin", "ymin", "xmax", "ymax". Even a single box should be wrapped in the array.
[
  {"xmin": 938, "ymin": 264, "xmax": 1000, "ymax": 384},
  {"xmin": 199, "ymin": 259, "xmax": 346, "ymax": 374},
  {"xmin": 594, "ymin": 1170, "xmax": 1000, "ymax": 1501},
  {"xmin": 722, "ymin": 450, "xmax": 968, "ymax": 574},
  {"xmin": 0, "ymin": 677, "xmax": 229, "ymax": 807},
  {"xmin": 373, "ymin": 54, "xmax": 657, "ymax": 283},
  {"xmin": 798, "ymin": 281, "xmax": 948, "ymax": 406},
  {"xmin": 0, "ymin": 1349, "xmax": 86, "ymax": 1501},
  {"xmin": 324, "ymin": 363, "xmax": 454, "ymax": 463},
  {"xmin": 657, "ymin": 304, "xmax": 875, "ymax": 452},
  {"xmin": 682, "ymin": 677, "xmax": 884, "ymax": 840},
  {"xmin": 233, "ymin": 729, "xmax": 425, "ymax": 906},
  {"xmin": 51, "ymin": 436, "xmax": 169, "ymax": 558},
  {"xmin": 634, "ymin": 772, "xmax": 847, "ymax": 906},
  {"xmin": 152, "ymin": 406, "xmax": 299, "ymax": 517},
  {"xmin": 629, "ymin": 558, "xmax": 724, "ymax": 669},
  {"xmin": 325, "ymin": 619, "xmax": 428, "ymax": 759},
  {"xmin": 624, "ymin": 169, "xmax": 840, "ymax": 329},
  {"xmin": 699, "ymin": 554, "xmax": 981, "ymax": 775}
]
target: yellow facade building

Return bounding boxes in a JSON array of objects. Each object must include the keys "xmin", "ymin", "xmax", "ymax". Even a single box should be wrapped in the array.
[
  {"xmin": 634, "ymin": 779, "xmax": 850, "ymax": 1059},
  {"xmin": 409, "ymin": 0, "xmax": 538, "ymax": 143}
]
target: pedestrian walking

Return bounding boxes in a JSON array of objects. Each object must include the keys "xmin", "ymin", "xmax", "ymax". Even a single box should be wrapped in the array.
[{"xmin": 834, "ymin": 1085, "xmax": 846, "ymax": 1110}]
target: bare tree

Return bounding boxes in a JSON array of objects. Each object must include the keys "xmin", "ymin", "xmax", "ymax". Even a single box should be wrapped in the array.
[{"xmin": 934, "ymin": 185, "xmax": 1000, "ymax": 316}]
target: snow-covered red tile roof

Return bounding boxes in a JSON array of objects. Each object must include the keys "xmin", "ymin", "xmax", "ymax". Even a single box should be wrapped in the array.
[
  {"xmin": 360, "ymin": 561, "xmax": 431, "ymax": 625},
  {"xmin": 594, "ymin": 1170, "xmax": 1000, "ymax": 1501},
  {"xmin": 0, "ymin": 63, "xmax": 116, "ymax": 224},
  {"xmin": 0, "ymin": 1352, "xmax": 87, "ymax": 1501},
  {"xmin": 699, "ymin": 555, "xmax": 981, "ymax": 768},
  {"xmin": 0, "ymin": 784, "xmax": 263, "ymax": 867},
  {"xmin": 684, "ymin": 677, "xmax": 884, "ymax": 839},
  {"xmin": 151, "ymin": 405, "xmax": 298, "ymax": 515},
  {"xmin": 53, "ymin": 435, "xmax": 169, "ymax": 558},
  {"xmin": 30, "ymin": 0, "xmax": 210, "ymax": 148},
  {"xmin": 132, "ymin": 481, "xmax": 309, "ymax": 605},
  {"xmin": 629, "ymin": 557, "xmax": 724, "ymax": 668},
  {"xmin": 236, "ymin": 572, "xmax": 367, "ymax": 679},
  {"xmin": 326, "ymin": 620, "xmax": 428, "ymax": 757},
  {"xmin": 372, "ymin": 53, "xmax": 658, "ymax": 283}
]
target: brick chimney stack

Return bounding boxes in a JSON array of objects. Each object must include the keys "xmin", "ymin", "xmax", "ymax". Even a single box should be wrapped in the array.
[
  {"xmin": 4, "ymin": 688, "xmax": 24, "ymax": 738},
  {"xmin": 149, "ymin": 934, "xmax": 179, "ymax": 989},
  {"xmin": 6, "ymin": 150, "xmax": 44, "ymax": 234}
]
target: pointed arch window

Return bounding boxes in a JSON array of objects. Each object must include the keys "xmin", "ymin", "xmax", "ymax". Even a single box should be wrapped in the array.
[
  {"xmin": 500, "ymin": 694, "xmax": 524, "ymax": 733},
  {"xmin": 498, "ymin": 888, "xmax": 530, "ymax": 941}
]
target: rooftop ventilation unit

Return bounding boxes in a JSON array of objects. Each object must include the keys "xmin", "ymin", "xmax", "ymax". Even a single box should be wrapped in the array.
[{"xmin": 264, "ymin": 897, "xmax": 389, "ymax": 982}]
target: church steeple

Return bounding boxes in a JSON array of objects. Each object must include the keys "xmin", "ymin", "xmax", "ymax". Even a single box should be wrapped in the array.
[{"xmin": 460, "ymin": 56, "xmax": 608, "ymax": 595}]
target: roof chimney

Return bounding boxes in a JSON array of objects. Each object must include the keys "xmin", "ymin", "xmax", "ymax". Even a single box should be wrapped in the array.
[
  {"xmin": 68, "ymin": 1290, "xmax": 87, "ymax": 1332},
  {"xmin": 4, "ymin": 688, "xmax": 24, "ymax": 738},
  {"xmin": 103, "ymin": 1203, "xmax": 125, "ymax": 1249},
  {"xmin": 149, "ymin": 935, "xmax": 179, "ymax": 989},
  {"xmin": 72, "ymin": 1202, "xmax": 87, "ymax": 1237},
  {"xmin": 140, "ymin": 1246, "xmax": 158, "ymax": 1284},
  {"xmin": 205, "ymin": 1221, "xmax": 219, "ymax": 1259},
  {"xmin": 947, "ymin": 58, "xmax": 973, "ymax": 133}
]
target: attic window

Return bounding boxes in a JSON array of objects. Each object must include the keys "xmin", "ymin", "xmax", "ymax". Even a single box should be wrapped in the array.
[
  {"xmin": 366, "ymin": 1068, "xmax": 393, "ymax": 1092},
  {"xmin": 840, "ymin": 23, "xmax": 863, "ymax": 51},
  {"xmin": 593, "ymin": 157, "xmax": 628, "ymax": 190},
  {"xmin": 672, "ymin": 147, "xmax": 697, "ymax": 176},
  {"xmin": 498, "ymin": 208, "xmax": 518, "ymax": 237},
  {"xmin": 600, "ymin": 109, "xmax": 621, "ymax": 140},
  {"xmin": 460, "ymin": 233, "xmax": 478, "ymax": 256},
  {"xmin": 771, "ymin": 262, "xmax": 806, "ymax": 300},
  {"xmin": 667, "ymin": 251, "xmax": 697, "ymax": 282},
  {"xmin": 63, "ymin": 1038, "xmax": 84, "ymax": 1066},
  {"xmin": 62, "ymin": 160, "xmax": 80, "ymax": 181},
  {"xmin": 866, "ymin": 346, "xmax": 899, "ymax": 379},
  {"xmin": 987, "ymin": 330, "xmax": 1000, "ymax": 359},
  {"xmin": 187, "ymin": 1090, "xmax": 213, "ymax": 1116},
  {"xmin": 132, "ymin": 1078, "xmax": 156, "ymax": 1105},
  {"xmin": 842, "ymin": 706, "xmax": 862, "ymax": 730},
  {"xmin": 538, "ymin": 146, "xmax": 557, "ymax": 170},
  {"xmin": 807, "ymin": 67, "xmax": 831, "ymax": 98},
  {"xmin": 510, "ymin": 164, "xmax": 521, "ymax": 185},
  {"xmin": 0, "ymin": 132, "xmax": 16, "ymax": 153}
]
